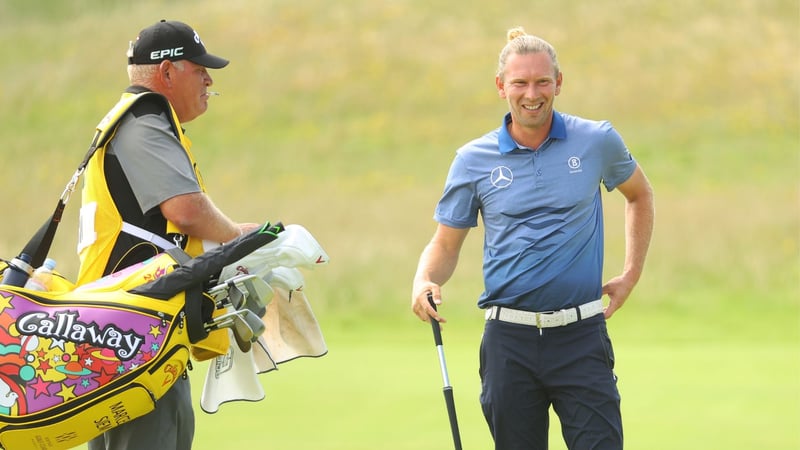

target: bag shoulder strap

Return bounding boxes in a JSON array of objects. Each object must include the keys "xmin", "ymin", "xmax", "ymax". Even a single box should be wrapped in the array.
[
  {"xmin": 79, "ymin": 91, "xmax": 177, "ymax": 171},
  {"xmin": 19, "ymin": 92, "xmax": 177, "ymax": 270}
]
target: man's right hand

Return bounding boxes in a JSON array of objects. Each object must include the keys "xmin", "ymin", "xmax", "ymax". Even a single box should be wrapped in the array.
[{"xmin": 412, "ymin": 283, "xmax": 445, "ymax": 324}]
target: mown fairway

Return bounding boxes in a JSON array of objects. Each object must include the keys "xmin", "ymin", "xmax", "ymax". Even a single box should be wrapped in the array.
[{"xmin": 1, "ymin": 0, "xmax": 798, "ymax": 448}]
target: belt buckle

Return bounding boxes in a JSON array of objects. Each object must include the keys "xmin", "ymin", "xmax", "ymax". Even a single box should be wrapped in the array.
[
  {"xmin": 542, "ymin": 309, "xmax": 568, "ymax": 327},
  {"xmin": 534, "ymin": 312, "xmax": 543, "ymax": 335},
  {"xmin": 535, "ymin": 310, "xmax": 558, "ymax": 325}
]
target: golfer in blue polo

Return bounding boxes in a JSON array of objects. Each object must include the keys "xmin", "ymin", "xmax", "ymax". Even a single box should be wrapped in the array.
[{"xmin": 412, "ymin": 26, "xmax": 655, "ymax": 450}]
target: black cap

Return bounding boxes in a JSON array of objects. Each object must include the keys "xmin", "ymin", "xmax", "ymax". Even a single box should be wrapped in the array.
[{"xmin": 127, "ymin": 20, "xmax": 229, "ymax": 69}]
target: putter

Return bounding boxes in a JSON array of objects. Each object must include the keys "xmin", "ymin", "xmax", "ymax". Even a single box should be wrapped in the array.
[{"xmin": 427, "ymin": 292, "xmax": 463, "ymax": 450}]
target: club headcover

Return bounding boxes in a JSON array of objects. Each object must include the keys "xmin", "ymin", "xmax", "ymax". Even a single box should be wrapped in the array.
[{"xmin": 219, "ymin": 224, "xmax": 329, "ymax": 281}]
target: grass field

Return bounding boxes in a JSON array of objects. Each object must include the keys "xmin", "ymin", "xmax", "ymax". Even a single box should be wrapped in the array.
[{"xmin": 1, "ymin": 0, "xmax": 798, "ymax": 448}]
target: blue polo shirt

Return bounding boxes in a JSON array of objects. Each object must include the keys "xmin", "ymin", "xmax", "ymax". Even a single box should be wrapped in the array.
[{"xmin": 434, "ymin": 111, "xmax": 637, "ymax": 311}]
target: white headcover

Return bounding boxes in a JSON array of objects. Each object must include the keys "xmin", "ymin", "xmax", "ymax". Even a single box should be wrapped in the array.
[{"xmin": 219, "ymin": 224, "xmax": 329, "ymax": 281}]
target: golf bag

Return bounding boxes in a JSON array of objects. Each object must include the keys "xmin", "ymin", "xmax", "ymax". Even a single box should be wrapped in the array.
[{"xmin": 0, "ymin": 222, "xmax": 285, "ymax": 450}]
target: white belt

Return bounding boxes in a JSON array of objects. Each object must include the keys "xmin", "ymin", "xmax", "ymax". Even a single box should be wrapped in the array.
[
  {"xmin": 484, "ymin": 300, "xmax": 604, "ymax": 329},
  {"xmin": 121, "ymin": 222, "xmax": 178, "ymax": 250}
]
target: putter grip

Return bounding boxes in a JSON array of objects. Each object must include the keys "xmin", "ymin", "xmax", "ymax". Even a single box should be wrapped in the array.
[{"xmin": 427, "ymin": 293, "xmax": 443, "ymax": 346}]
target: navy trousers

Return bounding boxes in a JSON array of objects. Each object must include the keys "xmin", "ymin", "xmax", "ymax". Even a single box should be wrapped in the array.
[{"xmin": 479, "ymin": 314, "xmax": 623, "ymax": 450}]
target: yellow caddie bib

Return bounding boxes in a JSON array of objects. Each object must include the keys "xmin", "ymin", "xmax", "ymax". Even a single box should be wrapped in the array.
[
  {"xmin": 76, "ymin": 92, "xmax": 207, "ymax": 285},
  {"xmin": 75, "ymin": 91, "xmax": 227, "ymax": 359}
]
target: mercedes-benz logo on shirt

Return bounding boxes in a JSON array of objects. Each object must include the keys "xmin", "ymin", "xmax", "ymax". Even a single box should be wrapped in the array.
[{"xmin": 490, "ymin": 166, "xmax": 513, "ymax": 188}]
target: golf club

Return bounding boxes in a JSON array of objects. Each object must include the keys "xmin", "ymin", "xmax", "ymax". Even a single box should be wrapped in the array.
[
  {"xmin": 239, "ymin": 274, "xmax": 273, "ymax": 313},
  {"xmin": 208, "ymin": 274, "xmax": 254, "ymax": 309},
  {"xmin": 204, "ymin": 309, "xmax": 263, "ymax": 352},
  {"xmin": 229, "ymin": 310, "xmax": 257, "ymax": 352},
  {"xmin": 427, "ymin": 292, "xmax": 463, "ymax": 450},
  {"xmin": 209, "ymin": 273, "xmax": 273, "ymax": 316}
]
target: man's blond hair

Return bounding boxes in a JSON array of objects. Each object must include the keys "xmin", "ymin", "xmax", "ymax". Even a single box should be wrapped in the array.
[{"xmin": 496, "ymin": 26, "xmax": 560, "ymax": 80}]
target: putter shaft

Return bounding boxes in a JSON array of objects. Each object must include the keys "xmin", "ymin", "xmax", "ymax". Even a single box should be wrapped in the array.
[{"xmin": 427, "ymin": 292, "xmax": 463, "ymax": 450}]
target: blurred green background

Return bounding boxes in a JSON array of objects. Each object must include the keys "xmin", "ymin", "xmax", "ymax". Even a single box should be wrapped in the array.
[{"xmin": 1, "ymin": 0, "xmax": 798, "ymax": 448}]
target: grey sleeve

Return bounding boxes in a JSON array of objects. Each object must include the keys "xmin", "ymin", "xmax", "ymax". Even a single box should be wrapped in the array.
[{"xmin": 108, "ymin": 112, "xmax": 201, "ymax": 214}]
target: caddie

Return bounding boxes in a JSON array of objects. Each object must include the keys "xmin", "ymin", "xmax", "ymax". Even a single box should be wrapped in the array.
[{"xmin": 77, "ymin": 19, "xmax": 261, "ymax": 450}]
